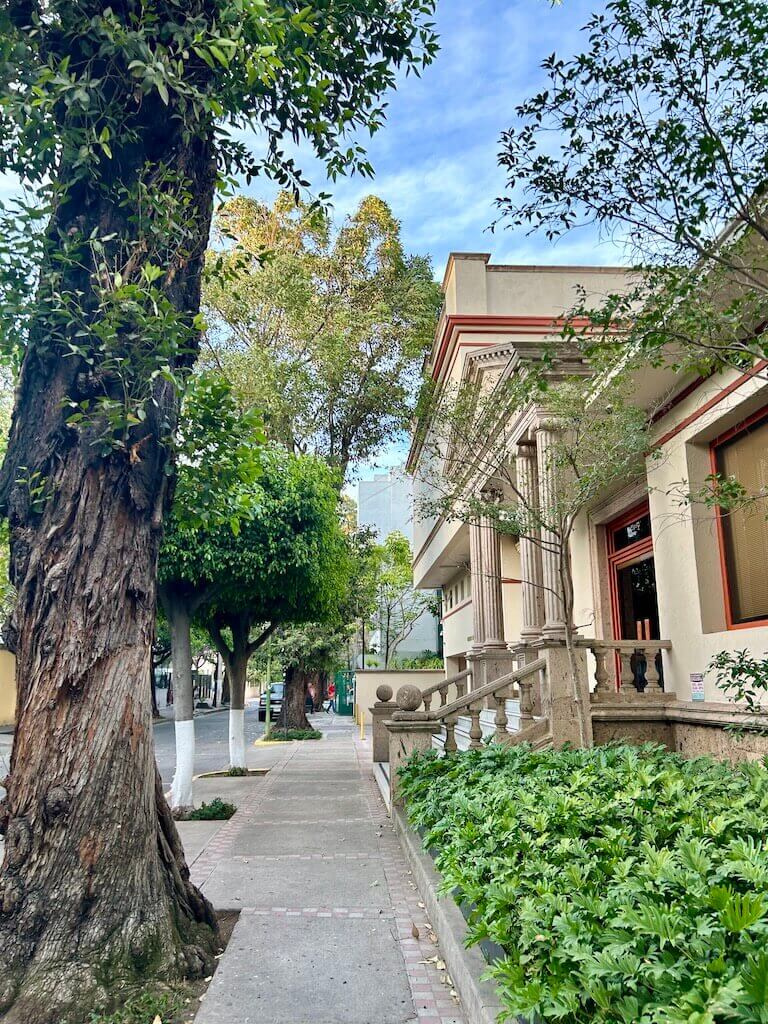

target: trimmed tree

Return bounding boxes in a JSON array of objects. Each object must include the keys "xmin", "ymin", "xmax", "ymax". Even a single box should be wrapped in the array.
[
  {"xmin": 158, "ymin": 373, "xmax": 262, "ymax": 815},
  {"xmin": 162, "ymin": 446, "xmax": 349, "ymax": 793}
]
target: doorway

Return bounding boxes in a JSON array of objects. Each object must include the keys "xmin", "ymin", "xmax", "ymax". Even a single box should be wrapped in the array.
[{"xmin": 606, "ymin": 502, "xmax": 663, "ymax": 690}]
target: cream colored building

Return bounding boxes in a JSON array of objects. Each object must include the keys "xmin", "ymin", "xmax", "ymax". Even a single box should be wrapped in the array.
[{"xmin": 405, "ymin": 253, "xmax": 768, "ymax": 758}]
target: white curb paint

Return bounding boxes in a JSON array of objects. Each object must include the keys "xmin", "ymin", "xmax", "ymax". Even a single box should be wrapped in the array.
[
  {"xmin": 229, "ymin": 708, "xmax": 246, "ymax": 769},
  {"xmin": 170, "ymin": 718, "xmax": 195, "ymax": 811}
]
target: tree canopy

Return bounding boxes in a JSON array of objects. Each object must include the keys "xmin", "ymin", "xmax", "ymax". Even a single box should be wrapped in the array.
[
  {"xmin": 497, "ymin": 0, "xmax": 768, "ymax": 374},
  {"xmin": 203, "ymin": 192, "xmax": 442, "ymax": 482}
]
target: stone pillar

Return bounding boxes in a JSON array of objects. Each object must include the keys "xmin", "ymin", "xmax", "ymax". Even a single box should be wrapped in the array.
[
  {"xmin": 469, "ymin": 515, "xmax": 485, "ymax": 651},
  {"xmin": 370, "ymin": 684, "xmax": 397, "ymax": 764},
  {"xmin": 386, "ymin": 684, "xmax": 438, "ymax": 805},
  {"xmin": 541, "ymin": 643, "xmax": 593, "ymax": 749},
  {"xmin": 479, "ymin": 506, "xmax": 505, "ymax": 649},
  {"xmin": 514, "ymin": 444, "xmax": 544, "ymax": 642},
  {"xmin": 535, "ymin": 423, "xmax": 567, "ymax": 638}
]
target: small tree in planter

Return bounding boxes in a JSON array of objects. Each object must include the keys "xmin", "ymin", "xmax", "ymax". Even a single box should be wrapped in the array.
[{"xmin": 414, "ymin": 367, "xmax": 654, "ymax": 747}]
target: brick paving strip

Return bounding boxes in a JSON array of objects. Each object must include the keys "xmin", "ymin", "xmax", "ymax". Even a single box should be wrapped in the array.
[{"xmin": 191, "ymin": 716, "xmax": 466, "ymax": 1024}]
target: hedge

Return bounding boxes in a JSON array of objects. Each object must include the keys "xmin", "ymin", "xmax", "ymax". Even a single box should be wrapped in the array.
[{"xmin": 398, "ymin": 743, "xmax": 768, "ymax": 1024}]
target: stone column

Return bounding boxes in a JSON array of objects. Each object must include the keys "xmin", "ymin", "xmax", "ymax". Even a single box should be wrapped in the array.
[
  {"xmin": 479, "ymin": 505, "xmax": 505, "ymax": 649},
  {"xmin": 535, "ymin": 422, "xmax": 567, "ymax": 638},
  {"xmin": 469, "ymin": 515, "xmax": 485, "ymax": 651},
  {"xmin": 514, "ymin": 444, "xmax": 544, "ymax": 642}
]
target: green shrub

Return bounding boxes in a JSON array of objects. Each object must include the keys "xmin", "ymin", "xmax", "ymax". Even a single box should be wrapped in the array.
[
  {"xmin": 188, "ymin": 798, "xmax": 236, "ymax": 820},
  {"xmin": 267, "ymin": 728, "xmax": 322, "ymax": 741},
  {"xmin": 226, "ymin": 766, "xmax": 249, "ymax": 777},
  {"xmin": 87, "ymin": 989, "xmax": 183, "ymax": 1023},
  {"xmin": 398, "ymin": 743, "xmax": 768, "ymax": 1024}
]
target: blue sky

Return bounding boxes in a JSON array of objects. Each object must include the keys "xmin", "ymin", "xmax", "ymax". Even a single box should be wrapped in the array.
[
  {"xmin": 0, "ymin": 0, "xmax": 623, "ymax": 479},
  {"xmin": 244, "ymin": 0, "xmax": 620, "ymax": 281}
]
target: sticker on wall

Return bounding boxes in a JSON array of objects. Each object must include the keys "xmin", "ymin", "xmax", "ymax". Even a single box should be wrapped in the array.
[{"xmin": 690, "ymin": 673, "xmax": 705, "ymax": 702}]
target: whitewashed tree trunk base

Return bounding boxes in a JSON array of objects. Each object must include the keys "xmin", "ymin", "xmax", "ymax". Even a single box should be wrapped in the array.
[
  {"xmin": 229, "ymin": 708, "xmax": 246, "ymax": 769},
  {"xmin": 170, "ymin": 718, "xmax": 195, "ymax": 815}
]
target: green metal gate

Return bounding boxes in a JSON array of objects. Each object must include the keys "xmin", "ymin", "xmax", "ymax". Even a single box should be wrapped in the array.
[{"xmin": 333, "ymin": 670, "xmax": 354, "ymax": 716}]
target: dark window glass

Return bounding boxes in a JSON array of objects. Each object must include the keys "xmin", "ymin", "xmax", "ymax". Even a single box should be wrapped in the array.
[{"xmin": 612, "ymin": 513, "xmax": 651, "ymax": 551}]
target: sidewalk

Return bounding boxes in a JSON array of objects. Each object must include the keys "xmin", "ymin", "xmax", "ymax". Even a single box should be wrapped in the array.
[{"xmin": 191, "ymin": 716, "xmax": 466, "ymax": 1024}]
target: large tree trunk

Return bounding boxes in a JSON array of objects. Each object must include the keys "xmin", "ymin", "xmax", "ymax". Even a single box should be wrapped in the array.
[
  {"xmin": 0, "ymin": 18, "xmax": 219, "ymax": 1018},
  {"xmin": 283, "ymin": 666, "xmax": 312, "ymax": 731},
  {"xmin": 161, "ymin": 593, "xmax": 196, "ymax": 816}
]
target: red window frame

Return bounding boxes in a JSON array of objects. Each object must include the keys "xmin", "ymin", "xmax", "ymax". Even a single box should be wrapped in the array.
[{"xmin": 710, "ymin": 405, "xmax": 768, "ymax": 631}]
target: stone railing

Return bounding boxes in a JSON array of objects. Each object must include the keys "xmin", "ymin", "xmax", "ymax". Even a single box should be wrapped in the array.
[
  {"xmin": 582, "ymin": 639, "xmax": 673, "ymax": 699},
  {"xmin": 425, "ymin": 660, "xmax": 545, "ymax": 753},
  {"xmin": 418, "ymin": 667, "xmax": 472, "ymax": 714}
]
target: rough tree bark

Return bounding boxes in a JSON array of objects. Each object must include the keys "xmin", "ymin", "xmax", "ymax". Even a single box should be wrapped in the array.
[
  {"xmin": 0, "ymin": 12, "xmax": 220, "ymax": 1018},
  {"xmin": 283, "ymin": 665, "xmax": 312, "ymax": 731}
]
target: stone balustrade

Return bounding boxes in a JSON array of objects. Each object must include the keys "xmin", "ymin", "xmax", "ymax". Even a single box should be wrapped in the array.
[
  {"xmin": 417, "ymin": 667, "xmax": 472, "ymax": 714},
  {"xmin": 583, "ymin": 639, "xmax": 673, "ymax": 699}
]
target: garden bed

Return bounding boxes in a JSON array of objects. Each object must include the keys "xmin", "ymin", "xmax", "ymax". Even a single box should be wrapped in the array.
[{"xmin": 398, "ymin": 743, "xmax": 768, "ymax": 1024}]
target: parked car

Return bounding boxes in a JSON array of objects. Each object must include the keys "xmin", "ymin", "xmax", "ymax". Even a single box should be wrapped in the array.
[{"xmin": 258, "ymin": 683, "xmax": 284, "ymax": 722}]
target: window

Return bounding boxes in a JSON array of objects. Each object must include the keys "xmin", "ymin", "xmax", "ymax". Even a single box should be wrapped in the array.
[{"xmin": 714, "ymin": 412, "xmax": 768, "ymax": 627}]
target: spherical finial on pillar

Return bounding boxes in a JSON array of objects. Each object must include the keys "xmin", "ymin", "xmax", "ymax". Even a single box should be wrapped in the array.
[
  {"xmin": 396, "ymin": 684, "xmax": 423, "ymax": 713},
  {"xmin": 376, "ymin": 683, "xmax": 394, "ymax": 703}
]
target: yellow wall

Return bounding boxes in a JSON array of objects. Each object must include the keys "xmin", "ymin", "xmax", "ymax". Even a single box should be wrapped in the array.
[{"xmin": 0, "ymin": 648, "xmax": 16, "ymax": 727}]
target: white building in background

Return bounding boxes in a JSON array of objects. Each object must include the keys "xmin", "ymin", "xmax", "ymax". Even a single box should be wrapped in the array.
[{"xmin": 357, "ymin": 468, "xmax": 441, "ymax": 663}]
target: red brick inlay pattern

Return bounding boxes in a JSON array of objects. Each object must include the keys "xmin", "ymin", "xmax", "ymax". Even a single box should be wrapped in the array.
[{"xmin": 353, "ymin": 737, "xmax": 466, "ymax": 1024}]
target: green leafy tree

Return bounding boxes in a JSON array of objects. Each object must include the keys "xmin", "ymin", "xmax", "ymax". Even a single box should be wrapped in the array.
[
  {"xmin": 497, "ymin": 0, "xmax": 768, "ymax": 376},
  {"xmin": 372, "ymin": 531, "xmax": 435, "ymax": 668},
  {"xmin": 158, "ymin": 373, "xmax": 262, "ymax": 814},
  {"xmin": 0, "ymin": 2, "xmax": 437, "ymax": 1016},
  {"xmin": 203, "ymin": 192, "xmax": 442, "ymax": 484},
  {"xmin": 162, "ymin": 445, "xmax": 349, "ymax": 792}
]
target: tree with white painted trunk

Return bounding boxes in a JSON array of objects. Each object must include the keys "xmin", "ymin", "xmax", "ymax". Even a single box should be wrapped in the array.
[
  {"xmin": 158, "ymin": 373, "xmax": 263, "ymax": 815},
  {"xmin": 201, "ymin": 448, "xmax": 351, "ymax": 756},
  {"xmin": 162, "ymin": 445, "xmax": 348, "ymax": 788}
]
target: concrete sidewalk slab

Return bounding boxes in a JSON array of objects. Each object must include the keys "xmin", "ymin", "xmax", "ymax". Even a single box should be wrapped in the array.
[
  {"xmin": 195, "ymin": 913, "xmax": 416, "ymax": 1024},
  {"xmin": 199, "ymin": 855, "xmax": 392, "ymax": 910},
  {"xmin": 177, "ymin": 821, "xmax": 223, "ymax": 863},
  {"xmin": 231, "ymin": 818, "xmax": 380, "ymax": 858},
  {"xmin": 193, "ymin": 722, "xmax": 466, "ymax": 1024},
  {"xmin": 256, "ymin": 794, "xmax": 369, "ymax": 822}
]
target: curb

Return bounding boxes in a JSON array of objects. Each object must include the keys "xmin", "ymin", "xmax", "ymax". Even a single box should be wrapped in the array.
[{"xmin": 393, "ymin": 804, "xmax": 505, "ymax": 1024}]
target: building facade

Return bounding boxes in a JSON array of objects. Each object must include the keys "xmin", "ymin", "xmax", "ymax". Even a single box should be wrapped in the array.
[
  {"xmin": 357, "ymin": 468, "xmax": 441, "ymax": 662},
  {"xmin": 406, "ymin": 252, "xmax": 768, "ymax": 758}
]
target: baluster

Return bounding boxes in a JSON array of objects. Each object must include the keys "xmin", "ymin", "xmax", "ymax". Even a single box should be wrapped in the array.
[
  {"xmin": 492, "ymin": 692, "xmax": 508, "ymax": 741},
  {"xmin": 444, "ymin": 717, "xmax": 458, "ymax": 754},
  {"xmin": 439, "ymin": 684, "xmax": 448, "ymax": 707},
  {"xmin": 422, "ymin": 692, "xmax": 432, "ymax": 713},
  {"xmin": 644, "ymin": 646, "xmax": 663, "ymax": 693},
  {"xmin": 592, "ymin": 646, "xmax": 611, "ymax": 698},
  {"xmin": 519, "ymin": 680, "xmax": 534, "ymax": 725},
  {"xmin": 619, "ymin": 651, "xmax": 635, "ymax": 692},
  {"xmin": 468, "ymin": 708, "xmax": 483, "ymax": 749},
  {"xmin": 456, "ymin": 677, "xmax": 467, "ymax": 700}
]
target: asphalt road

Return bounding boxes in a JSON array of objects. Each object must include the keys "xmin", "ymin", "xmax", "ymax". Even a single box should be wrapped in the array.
[{"xmin": 153, "ymin": 705, "xmax": 267, "ymax": 787}]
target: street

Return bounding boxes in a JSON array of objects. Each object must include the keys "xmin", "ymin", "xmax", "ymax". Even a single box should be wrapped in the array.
[{"xmin": 153, "ymin": 704, "xmax": 267, "ymax": 786}]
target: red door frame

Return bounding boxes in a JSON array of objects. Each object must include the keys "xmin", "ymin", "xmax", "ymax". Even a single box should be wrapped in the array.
[{"xmin": 607, "ymin": 501, "xmax": 656, "ymax": 636}]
